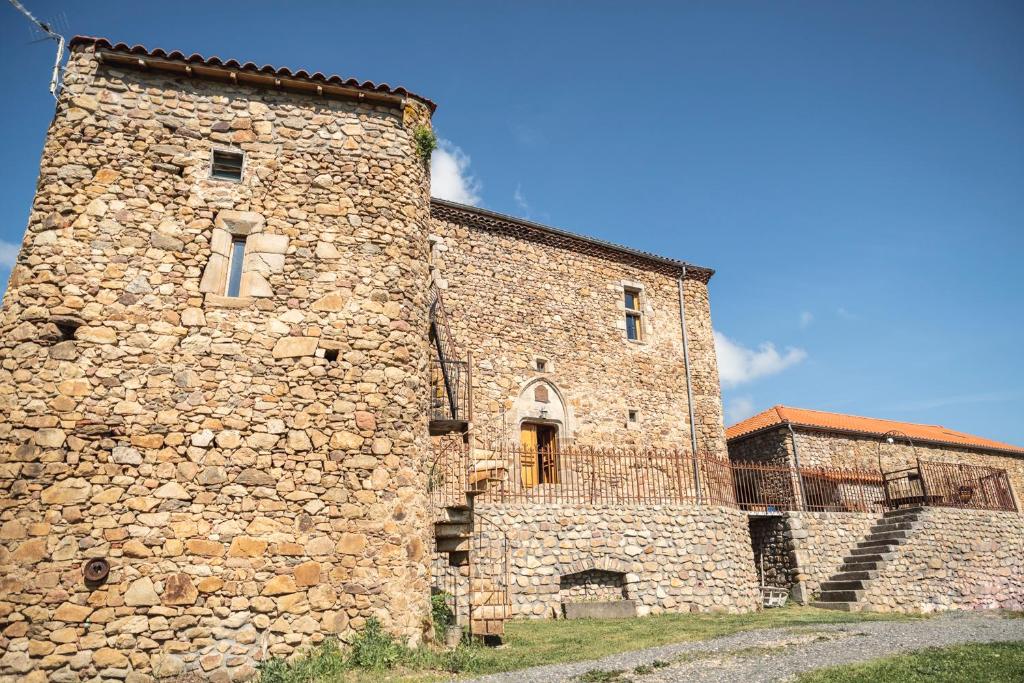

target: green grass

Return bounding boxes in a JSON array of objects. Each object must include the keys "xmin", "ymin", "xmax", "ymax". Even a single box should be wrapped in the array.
[
  {"xmin": 795, "ymin": 641, "xmax": 1024, "ymax": 682},
  {"xmin": 258, "ymin": 606, "xmax": 921, "ymax": 682},
  {"xmin": 462, "ymin": 606, "xmax": 921, "ymax": 674}
]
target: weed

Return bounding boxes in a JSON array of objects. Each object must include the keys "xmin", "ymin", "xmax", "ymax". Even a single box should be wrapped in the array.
[
  {"xmin": 575, "ymin": 669, "xmax": 629, "ymax": 682},
  {"xmin": 414, "ymin": 126, "xmax": 437, "ymax": 162},
  {"xmin": 257, "ymin": 638, "xmax": 346, "ymax": 683},
  {"xmin": 348, "ymin": 617, "xmax": 404, "ymax": 670}
]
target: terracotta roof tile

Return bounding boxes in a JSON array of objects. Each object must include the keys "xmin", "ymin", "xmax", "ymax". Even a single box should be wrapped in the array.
[
  {"xmin": 726, "ymin": 405, "xmax": 1024, "ymax": 455},
  {"xmin": 69, "ymin": 36, "xmax": 436, "ymax": 112}
]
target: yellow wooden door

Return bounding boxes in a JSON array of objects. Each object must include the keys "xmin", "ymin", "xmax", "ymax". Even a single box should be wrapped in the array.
[{"xmin": 520, "ymin": 424, "xmax": 538, "ymax": 488}]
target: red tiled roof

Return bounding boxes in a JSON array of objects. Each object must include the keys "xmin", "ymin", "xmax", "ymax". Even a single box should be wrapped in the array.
[
  {"xmin": 69, "ymin": 36, "xmax": 436, "ymax": 112},
  {"xmin": 726, "ymin": 405, "xmax": 1024, "ymax": 455}
]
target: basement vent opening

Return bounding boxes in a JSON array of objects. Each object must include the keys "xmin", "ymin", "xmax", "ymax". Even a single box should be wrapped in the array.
[{"xmin": 211, "ymin": 149, "xmax": 244, "ymax": 182}]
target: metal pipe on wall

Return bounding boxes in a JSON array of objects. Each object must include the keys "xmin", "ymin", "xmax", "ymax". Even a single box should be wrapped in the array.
[
  {"xmin": 786, "ymin": 421, "xmax": 809, "ymax": 510},
  {"xmin": 677, "ymin": 270, "xmax": 703, "ymax": 504}
]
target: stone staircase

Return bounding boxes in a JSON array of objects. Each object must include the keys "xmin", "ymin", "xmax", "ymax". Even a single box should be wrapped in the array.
[
  {"xmin": 434, "ymin": 481, "xmax": 508, "ymax": 640},
  {"xmin": 813, "ymin": 507, "xmax": 925, "ymax": 611}
]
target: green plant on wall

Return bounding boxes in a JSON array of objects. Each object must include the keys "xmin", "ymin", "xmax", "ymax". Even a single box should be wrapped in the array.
[{"xmin": 415, "ymin": 126, "xmax": 437, "ymax": 163}]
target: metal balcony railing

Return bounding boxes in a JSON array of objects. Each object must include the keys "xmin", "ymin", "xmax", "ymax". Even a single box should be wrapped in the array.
[{"xmin": 429, "ymin": 286, "xmax": 470, "ymax": 429}]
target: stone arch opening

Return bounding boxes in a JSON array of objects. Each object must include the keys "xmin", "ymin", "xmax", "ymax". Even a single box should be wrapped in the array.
[{"xmin": 558, "ymin": 557, "xmax": 636, "ymax": 605}]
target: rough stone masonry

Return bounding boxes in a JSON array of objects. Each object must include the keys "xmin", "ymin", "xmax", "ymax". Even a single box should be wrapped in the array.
[{"xmin": 0, "ymin": 38, "xmax": 436, "ymax": 681}]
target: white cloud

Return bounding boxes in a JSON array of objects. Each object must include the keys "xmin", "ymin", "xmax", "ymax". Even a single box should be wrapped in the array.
[
  {"xmin": 715, "ymin": 330, "xmax": 807, "ymax": 387},
  {"xmin": 430, "ymin": 140, "xmax": 481, "ymax": 206},
  {"xmin": 725, "ymin": 395, "xmax": 757, "ymax": 425},
  {"xmin": 799, "ymin": 311, "xmax": 813, "ymax": 329},
  {"xmin": 0, "ymin": 240, "xmax": 19, "ymax": 268},
  {"xmin": 513, "ymin": 183, "xmax": 530, "ymax": 214}
]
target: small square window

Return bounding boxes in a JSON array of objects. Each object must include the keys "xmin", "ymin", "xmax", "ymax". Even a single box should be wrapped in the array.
[
  {"xmin": 535, "ymin": 358, "xmax": 547, "ymax": 372},
  {"xmin": 324, "ymin": 348, "xmax": 339, "ymax": 363},
  {"xmin": 225, "ymin": 237, "xmax": 246, "ymax": 297},
  {"xmin": 211, "ymin": 149, "xmax": 244, "ymax": 181},
  {"xmin": 628, "ymin": 410, "xmax": 639, "ymax": 423}
]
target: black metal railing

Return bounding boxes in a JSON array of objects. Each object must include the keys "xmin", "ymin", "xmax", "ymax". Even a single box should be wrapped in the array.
[
  {"xmin": 429, "ymin": 286, "xmax": 469, "ymax": 425},
  {"xmin": 883, "ymin": 459, "xmax": 1018, "ymax": 512}
]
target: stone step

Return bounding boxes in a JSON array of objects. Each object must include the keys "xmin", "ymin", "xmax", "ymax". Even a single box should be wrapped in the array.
[
  {"xmin": 821, "ymin": 579, "xmax": 868, "ymax": 592},
  {"xmin": 436, "ymin": 535, "xmax": 471, "ymax": 553},
  {"xmin": 434, "ymin": 521, "xmax": 472, "ymax": 538},
  {"xmin": 848, "ymin": 547, "xmax": 896, "ymax": 560},
  {"xmin": 819, "ymin": 589, "xmax": 864, "ymax": 602},
  {"xmin": 830, "ymin": 570, "xmax": 878, "ymax": 582},
  {"xmin": 812, "ymin": 601, "xmax": 864, "ymax": 612},
  {"xmin": 839, "ymin": 560, "xmax": 885, "ymax": 573},
  {"xmin": 869, "ymin": 521, "xmax": 917, "ymax": 534},
  {"xmin": 857, "ymin": 538, "xmax": 901, "ymax": 550},
  {"xmin": 883, "ymin": 506, "xmax": 925, "ymax": 519},
  {"xmin": 865, "ymin": 530, "xmax": 910, "ymax": 542}
]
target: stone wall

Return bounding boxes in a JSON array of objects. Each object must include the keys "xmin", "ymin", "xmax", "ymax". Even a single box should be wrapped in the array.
[
  {"xmin": 471, "ymin": 504, "xmax": 760, "ymax": 618},
  {"xmin": 784, "ymin": 512, "xmax": 877, "ymax": 599},
  {"xmin": 747, "ymin": 517, "xmax": 789, "ymax": 588},
  {"xmin": 0, "ymin": 43, "xmax": 435, "ymax": 680},
  {"xmin": 429, "ymin": 210, "xmax": 726, "ymax": 455},
  {"xmin": 863, "ymin": 507, "xmax": 1024, "ymax": 612}
]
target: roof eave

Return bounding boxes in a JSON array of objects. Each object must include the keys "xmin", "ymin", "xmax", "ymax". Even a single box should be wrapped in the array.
[
  {"xmin": 727, "ymin": 421, "xmax": 1024, "ymax": 457},
  {"xmin": 430, "ymin": 198, "xmax": 715, "ymax": 280},
  {"xmin": 70, "ymin": 36, "xmax": 437, "ymax": 113}
]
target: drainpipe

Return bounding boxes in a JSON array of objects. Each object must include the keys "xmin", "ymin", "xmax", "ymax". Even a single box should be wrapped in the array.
[
  {"xmin": 677, "ymin": 270, "xmax": 702, "ymax": 504},
  {"xmin": 786, "ymin": 421, "xmax": 808, "ymax": 511}
]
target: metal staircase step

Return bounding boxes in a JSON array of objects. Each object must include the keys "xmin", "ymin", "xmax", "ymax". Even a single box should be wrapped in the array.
[
  {"xmin": 436, "ymin": 535, "xmax": 471, "ymax": 553},
  {"xmin": 434, "ymin": 521, "xmax": 473, "ymax": 538}
]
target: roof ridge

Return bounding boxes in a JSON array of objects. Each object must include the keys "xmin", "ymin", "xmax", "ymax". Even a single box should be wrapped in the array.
[{"xmin": 726, "ymin": 404, "xmax": 1024, "ymax": 455}]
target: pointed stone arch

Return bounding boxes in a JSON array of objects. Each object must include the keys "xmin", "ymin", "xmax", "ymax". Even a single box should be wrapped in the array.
[{"xmin": 513, "ymin": 378, "xmax": 575, "ymax": 439}]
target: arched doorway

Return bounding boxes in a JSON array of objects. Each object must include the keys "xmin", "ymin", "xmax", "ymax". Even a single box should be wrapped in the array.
[{"xmin": 513, "ymin": 379, "xmax": 571, "ymax": 489}]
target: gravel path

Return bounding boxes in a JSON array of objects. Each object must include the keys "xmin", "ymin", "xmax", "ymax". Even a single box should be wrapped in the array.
[{"xmin": 464, "ymin": 612, "xmax": 1024, "ymax": 683}]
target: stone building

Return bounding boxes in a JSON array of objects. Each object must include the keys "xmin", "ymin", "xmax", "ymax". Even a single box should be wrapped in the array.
[
  {"xmin": 727, "ymin": 406, "xmax": 1024, "ymax": 611},
  {"xmin": 0, "ymin": 37, "xmax": 759, "ymax": 680}
]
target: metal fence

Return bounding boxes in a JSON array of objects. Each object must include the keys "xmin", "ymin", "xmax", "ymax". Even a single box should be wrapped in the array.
[
  {"xmin": 430, "ymin": 443, "xmax": 912, "ymax": 513},
  {"xmin": 883, "ymin": 459, "xmax": 1017, "ymax": 512}
]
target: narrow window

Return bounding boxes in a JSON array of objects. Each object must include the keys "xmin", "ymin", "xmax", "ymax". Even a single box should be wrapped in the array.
[
  {"xmin": 211, "ymin": 149, "xmax": 244, "ymax": 181},
  {"xmin": 225, "ymin": 237, "xmax": 246, "ymax": 297},
  {"xmin": 624, "ymin": 288, "xmax": 642, "ymax": 341},
  {"xmin": 628, "ymin": 409, "xmax": 639, "ymax": 424},
  {"xmin": 535, "ymin": 358, "xmax": 547, "ymax": 372}
]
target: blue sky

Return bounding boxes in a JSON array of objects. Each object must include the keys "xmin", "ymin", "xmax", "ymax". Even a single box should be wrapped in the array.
[{"xmin": 2, "ymin": 1, "xmax": 1022, "ymax": 444}]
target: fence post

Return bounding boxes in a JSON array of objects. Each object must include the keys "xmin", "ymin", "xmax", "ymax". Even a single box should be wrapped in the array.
[{"xmin": 917, "ymin": 458, "xmax": 930, "ymax": 506}]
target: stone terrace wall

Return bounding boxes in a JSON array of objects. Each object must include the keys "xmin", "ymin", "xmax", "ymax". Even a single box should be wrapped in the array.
[
  {"xmin": 473, "ymin": 504, "xmax": 759, "ymax": 618},
  {"xmin": 863, "ymin": 508, "xmax": 1024, "ymax": 612},
  {"xmin": 0, "ymin": 45, "xmax": 434, "ymax": 680},
  {"xmin": 784, "ymin": 512, "xmax": 876, "ymax": 599},
  {"xmin": 429, "ymin": 214, "xmax": 726, "ymax": 454}
]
